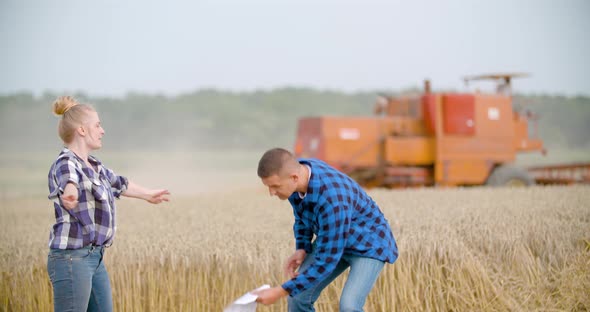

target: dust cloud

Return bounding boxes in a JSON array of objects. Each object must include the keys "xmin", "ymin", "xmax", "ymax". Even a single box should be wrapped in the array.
[{"xmin": 100, "ymin": 147, "xmax": 269, "ymax": 197}]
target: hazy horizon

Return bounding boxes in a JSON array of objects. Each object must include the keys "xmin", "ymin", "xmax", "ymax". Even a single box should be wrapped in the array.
[{"xmin": 1, "ymin": 0, "xmax": 589, "ymax": 97}]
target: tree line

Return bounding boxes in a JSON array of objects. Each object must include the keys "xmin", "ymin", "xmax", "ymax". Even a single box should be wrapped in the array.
[{"xmin": 0, "ymin": 89, "xmax": 588, "ymax": 152}]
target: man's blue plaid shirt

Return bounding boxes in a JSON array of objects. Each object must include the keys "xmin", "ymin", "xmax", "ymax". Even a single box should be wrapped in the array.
[{"xmin": 282, "ymin": 158, "xmax": 398, "ymax": 296}]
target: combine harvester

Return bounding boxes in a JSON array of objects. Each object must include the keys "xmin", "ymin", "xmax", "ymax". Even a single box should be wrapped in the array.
[{"xmin": 294, "ymin": 73, "xmax": 590, "ymax": 187}]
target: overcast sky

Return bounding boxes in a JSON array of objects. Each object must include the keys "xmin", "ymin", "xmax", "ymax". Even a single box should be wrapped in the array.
[{"xmin": 1, "ymin": 0, "xmax": 589, "ymax": 97}]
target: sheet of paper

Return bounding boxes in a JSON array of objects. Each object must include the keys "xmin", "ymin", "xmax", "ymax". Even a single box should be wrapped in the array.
[{"xmin": 223, "ymin": 284, "xmax": 271, "ymax": 312}]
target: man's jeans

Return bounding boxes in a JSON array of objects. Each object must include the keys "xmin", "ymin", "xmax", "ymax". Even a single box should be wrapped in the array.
[
  {"xmin": 47, "ymin": 245, "xmax": 113, "ymax": 312},
  {"xmin": 287, "ymin": 251, "xmax": 385, "ymax": 312}
]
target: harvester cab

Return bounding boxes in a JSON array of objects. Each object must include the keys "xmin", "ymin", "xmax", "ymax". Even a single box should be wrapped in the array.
[
  {"xmin": 293, "ymin": 73, "xmax": 560, "ymax": 188},
  {"xmin": 463, "ymin": 73, "xmax": 530, "ymax": 97}
]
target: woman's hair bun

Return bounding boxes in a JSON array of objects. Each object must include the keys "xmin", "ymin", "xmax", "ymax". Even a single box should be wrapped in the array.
[{"xmin": 52, "ymin": 96, "xmax": 79, "ymax": 116}]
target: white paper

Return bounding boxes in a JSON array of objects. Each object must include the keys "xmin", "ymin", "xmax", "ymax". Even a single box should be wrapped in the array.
[{"xmin": 223, "ymin": 284, "xmax": 271, "ymax": 312}]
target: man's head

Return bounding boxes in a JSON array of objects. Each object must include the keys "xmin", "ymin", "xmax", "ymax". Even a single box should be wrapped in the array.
[{"xmin": 258, "ymin": 148, "xmax": 302, "ymax": 200}]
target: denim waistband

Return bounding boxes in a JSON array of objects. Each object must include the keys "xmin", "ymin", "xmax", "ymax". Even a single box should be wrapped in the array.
[
  {"xmin": 49, "ymin": 244, "xmax": 106, "ymax": 251},
  {"xmin": 82, "ymin": 244, "xmax": 105, "ymax": 251}
]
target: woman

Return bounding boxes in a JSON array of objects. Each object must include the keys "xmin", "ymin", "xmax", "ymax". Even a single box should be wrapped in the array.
[{"xmin": 47, "ymin": 96, "xmax": 170, "ymax": 311}]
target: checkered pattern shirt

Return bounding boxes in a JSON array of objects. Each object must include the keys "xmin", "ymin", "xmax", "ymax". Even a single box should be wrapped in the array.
[
  {"xmin": 47, "ymin": 148, "xmax": 128, "ymax": 249},
  {"xmin": 282, "ymin": 158, "xmax": 398, "ymax": 296}
]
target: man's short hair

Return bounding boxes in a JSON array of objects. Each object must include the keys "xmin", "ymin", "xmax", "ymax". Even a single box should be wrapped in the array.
[{"xmin": 257, "ymin": 148, "xmax": 297, "ymax": 178}]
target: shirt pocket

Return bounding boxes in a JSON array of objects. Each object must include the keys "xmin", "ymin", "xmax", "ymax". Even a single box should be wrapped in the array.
[
  {"xmin": 91, "ymin": 179, "xmax": 110, "ymax": 203},
  {"xmin": 80, "ymin": 171, "xmax": 101, "ymax": 191},
  {"xmin": 80, "ymin": 178, "xmax": 95, "ymax": 192}
]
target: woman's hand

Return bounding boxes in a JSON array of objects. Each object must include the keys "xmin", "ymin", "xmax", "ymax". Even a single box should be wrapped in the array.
[
  {"xmin": 123, "ymin": 181, "xmax": 170, "ymax": 204},
  {"xmin": 145, "ymin": 189, "xmax": 170, "ymax": 204},
  {"xmin": 61, "ymin": 182, "xmax": 79, "ymax": 210}
]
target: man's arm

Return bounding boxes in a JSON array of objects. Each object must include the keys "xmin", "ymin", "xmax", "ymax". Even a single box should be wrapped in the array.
[
  {"xmin": 293, "ymin": 209, "xmax": 313, "ymax": 253},
  {"xmin": 281, "ymin": 200, "xmax": 349, "ymax": 297},
  {"xmin": 255, "ymin": 287, "xmax": 289, "ymax": 305}
]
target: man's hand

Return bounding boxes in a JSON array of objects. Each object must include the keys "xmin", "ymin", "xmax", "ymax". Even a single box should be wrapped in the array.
[
  {"xmin": 284, "ymin": 249, "xmax": 307, "ymax": 279},
  {"xmin": 254, "ymin": 286, "xmax": 288, "ymax": 305},
  {"xmin": 61, "ymin": 182, "xmax": 78, "ymax": 210}
]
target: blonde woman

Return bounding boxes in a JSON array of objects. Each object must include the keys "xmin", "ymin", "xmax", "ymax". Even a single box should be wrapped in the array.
[{"xmin": 46, "ymin": 96, "xmax": 170, "ymax": 311}]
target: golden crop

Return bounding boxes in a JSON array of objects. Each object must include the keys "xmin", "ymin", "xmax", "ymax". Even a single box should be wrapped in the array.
[{"xmin": 1, "ymin": 186, "xmax": 589, "ymax": 311}]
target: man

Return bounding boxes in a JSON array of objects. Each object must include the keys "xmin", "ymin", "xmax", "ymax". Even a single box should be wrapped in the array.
[{"xmin": 254, "ymin": 148, "xmax": 398, "ymax": 311}]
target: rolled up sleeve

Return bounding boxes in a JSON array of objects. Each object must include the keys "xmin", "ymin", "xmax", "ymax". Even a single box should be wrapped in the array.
[
  {"xmin": 104, "ymin": 167, "xmax": 128, "ymax": 198},
  {"xmin": 48, "ymin": 158, "xmax": 80, "ymax": 200}
]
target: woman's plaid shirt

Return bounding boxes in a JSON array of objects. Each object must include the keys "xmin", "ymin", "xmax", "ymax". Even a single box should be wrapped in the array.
[
  {"xmin": 282, "ymin": 158, "xmax": 398, "ymax": 296},
  {"xmin": 47, "ymin": 148, "xmax": 128, "ymax": 249}
]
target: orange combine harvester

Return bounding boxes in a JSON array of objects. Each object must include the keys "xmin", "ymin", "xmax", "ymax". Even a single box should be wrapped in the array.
[{"xmin": 294, "ymin": 74, "xmax": 590, "ymax": 187}]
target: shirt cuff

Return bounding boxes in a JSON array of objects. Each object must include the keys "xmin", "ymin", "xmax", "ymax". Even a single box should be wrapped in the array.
[
  {"xmin": 112, "ymin": 176, "xmax": 129, "ymax": 198},
  {"xmin": 60, "ymin": 178, "xmax": 79, "ymax": 193},
  {"xmin": 281, "ymin": 280, "xmax": 298, "ymax": 296},
  {"xmin": 295, "ymin": 241, "xmax": 312, "ymax": 254},
  {"xmin": 49, "ymin": 179, "xmax": 79, "ymax": 200}
]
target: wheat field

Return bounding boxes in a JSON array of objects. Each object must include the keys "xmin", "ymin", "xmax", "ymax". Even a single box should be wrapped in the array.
[{"xmin": 1, "ymin": 183, "xmax": 589, "ymax": 312}]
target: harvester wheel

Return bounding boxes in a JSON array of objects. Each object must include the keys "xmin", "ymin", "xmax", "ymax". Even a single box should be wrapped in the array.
[{"xmin": 485, "ymin": 165, "xmax": 535, "ymax": 187}]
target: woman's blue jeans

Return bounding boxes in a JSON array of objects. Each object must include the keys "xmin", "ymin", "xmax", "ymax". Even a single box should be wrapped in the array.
[
  {"xmin": 287, "ymin": 251, "xmax": 385, "ymax": 312},
  {"xmin": 47, "ymin": 245, "xmax": 113, "ymax": 312}
]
